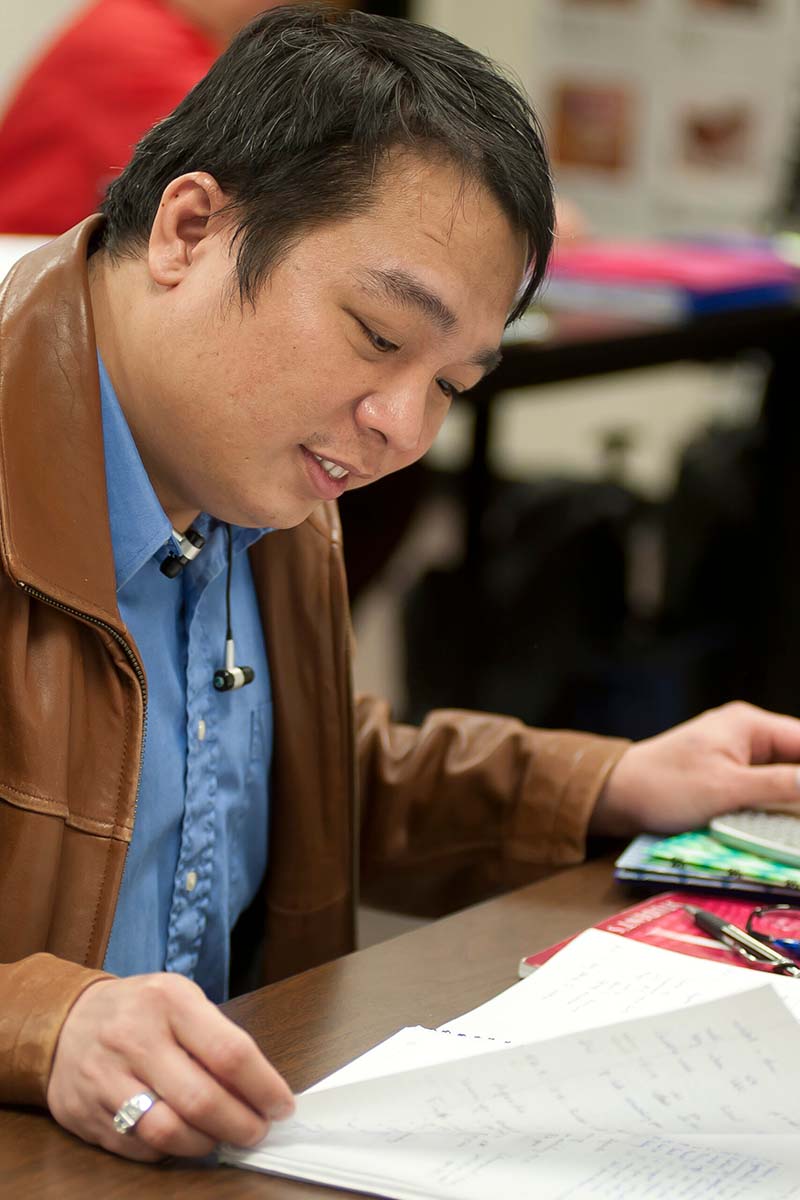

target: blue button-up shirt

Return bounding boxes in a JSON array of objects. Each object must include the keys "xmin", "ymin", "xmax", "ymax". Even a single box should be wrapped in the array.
[{"xmin": 98, "ymin": 356, "xmax": 272, "ymax": 1002}]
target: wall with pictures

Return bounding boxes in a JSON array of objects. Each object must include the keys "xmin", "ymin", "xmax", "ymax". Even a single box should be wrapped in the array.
[{"xmin": 416, "ymin": 0, "xmax": 800, "ymax": 236}]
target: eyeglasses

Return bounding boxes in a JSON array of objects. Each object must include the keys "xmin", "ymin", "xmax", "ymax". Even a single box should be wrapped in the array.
[{"xmin": 745, "ymin": 905, "xmax": 800, "ymax": 960}]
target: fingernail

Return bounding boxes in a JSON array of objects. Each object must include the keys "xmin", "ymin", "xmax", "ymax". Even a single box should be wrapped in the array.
[{"xmin": 269, "ymin": 1099, "xmax": 295, "ymax": 1121}]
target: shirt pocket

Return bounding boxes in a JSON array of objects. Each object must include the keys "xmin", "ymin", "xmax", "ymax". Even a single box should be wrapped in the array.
[{"xmin": 246, "ymin": 701, "xmax": 271, "ymax": 777}]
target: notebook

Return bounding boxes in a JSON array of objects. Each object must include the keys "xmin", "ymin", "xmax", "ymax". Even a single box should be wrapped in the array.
[
  {"xmin": 221, "ymin": 931, "xmax": 800, "ymax": 1199},
  {"xmin": 517, "ymin": 889, "xmax": 788, "ymax": 977},
  {"xmin": 615, "ymin": 831, "xmax": 800, "ymax": 897}
]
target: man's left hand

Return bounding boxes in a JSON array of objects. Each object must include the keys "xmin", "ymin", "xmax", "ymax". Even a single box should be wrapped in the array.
[{"xmin": 591, "ymin": 701, "xmax": 800, "ymax": 837}]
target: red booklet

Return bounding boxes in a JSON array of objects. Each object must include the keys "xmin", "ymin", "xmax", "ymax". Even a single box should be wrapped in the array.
[
  {"xmin": 550, "ymin": 240, "xmax": 798, "ymax": 290},
  {"xmin": 519, "ymin": 891, "xmax": 780, "ymax": 978},
  {"xmin": 543, "ymin": 239, "xmax": 799, "ymax": 318}
]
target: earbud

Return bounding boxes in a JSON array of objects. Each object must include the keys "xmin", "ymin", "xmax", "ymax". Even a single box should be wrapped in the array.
[
  {"xmin": 212, "ymin": 524, "xmax": 255, "ymax": 691},
  {"xmin": 213, "ymin": 637, "xmax": 255, "ymax": 691},
  {"xmin": 160, "ymin": 526, "xmax": 206, "ymax": 577}
]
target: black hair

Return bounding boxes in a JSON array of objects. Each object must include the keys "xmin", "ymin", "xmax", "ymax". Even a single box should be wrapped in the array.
[{"xmin": 101, "ymin": 4, "xmax": 554, "ymax": 321}]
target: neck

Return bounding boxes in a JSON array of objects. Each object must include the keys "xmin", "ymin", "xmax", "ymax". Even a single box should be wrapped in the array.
[{"xmin": 89, "ymin": 253, "xmax": 200, "ymax": 532}]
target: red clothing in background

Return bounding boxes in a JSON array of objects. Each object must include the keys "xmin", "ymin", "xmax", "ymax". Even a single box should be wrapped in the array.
[{"xmin": 0, "ymin": 0, "xmax": 219, "ymax": 235}]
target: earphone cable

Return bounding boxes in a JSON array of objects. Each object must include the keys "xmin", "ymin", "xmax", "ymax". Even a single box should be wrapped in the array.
[{"xmin": 225, "ymin": 522, "xmax": 233, "ymax": 642}]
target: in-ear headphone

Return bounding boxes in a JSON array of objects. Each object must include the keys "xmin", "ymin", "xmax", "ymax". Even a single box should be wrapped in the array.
[
  {"xmin": 213, "ymin": 524, "xmax": 255, "ymax": 692},
  {"xmin": 213, "ymin": 648, "xmax": 255, "ymax": 692},
  {"xmin": 160, "ymin": 526, "xmax": 206, "ymax": 577}
]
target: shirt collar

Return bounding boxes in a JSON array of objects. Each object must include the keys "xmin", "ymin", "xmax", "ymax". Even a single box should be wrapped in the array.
[{"xmin": 98, "ymin": 354, "xmax": 173, "ymax": 590}]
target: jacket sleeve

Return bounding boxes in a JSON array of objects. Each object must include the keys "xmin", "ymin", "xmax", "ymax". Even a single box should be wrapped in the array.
[
  {"xmin": 355, "ymin": 695, "xmax": 629, "ymax": 915},
  {"xmin": 0, "ymin": 955, "xmax": 110, "ymax": 1105}
]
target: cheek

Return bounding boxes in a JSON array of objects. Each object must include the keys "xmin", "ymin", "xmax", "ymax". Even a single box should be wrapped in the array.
[
  {"xmin": 421, "ymin": 395, "xmax": 451, "ymax": 449},
  {"xmin": 192, "ymin": 333, "xmax": 283, "ymax": 438}
]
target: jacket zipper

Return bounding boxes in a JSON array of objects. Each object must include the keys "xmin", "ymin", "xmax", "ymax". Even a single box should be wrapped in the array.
[{"xmin": 16, "ymin": 581, "xmax": 148, "ymax": 826}]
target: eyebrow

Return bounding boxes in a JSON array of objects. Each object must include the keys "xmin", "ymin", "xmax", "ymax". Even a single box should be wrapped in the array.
[
  {"xmin": 356, "ymin": 267, "xmax": 503, "ymax": 377},
  {"xmin": 473, "ymin": 344, "xmax": 503, "ymax": 374}
]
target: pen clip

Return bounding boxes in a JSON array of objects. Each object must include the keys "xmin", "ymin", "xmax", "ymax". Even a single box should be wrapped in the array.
[
  {"xmin": 731, "ymin": 944, "xmax": 767, "ymax": 966},
  {"xmin": 731, "ymin": 941, "xmax": 800, "ymax": 977}
]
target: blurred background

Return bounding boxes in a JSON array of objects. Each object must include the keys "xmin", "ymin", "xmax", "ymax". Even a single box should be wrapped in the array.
[{"xmin": 2, "ymin": 0, "xmax": 800, "ymax": 936}]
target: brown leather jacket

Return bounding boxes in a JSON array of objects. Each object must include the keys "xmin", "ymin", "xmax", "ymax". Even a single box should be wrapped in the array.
[{"xmin": 0, "ymin": 220, "xmax": 628, "ymax": 1106}]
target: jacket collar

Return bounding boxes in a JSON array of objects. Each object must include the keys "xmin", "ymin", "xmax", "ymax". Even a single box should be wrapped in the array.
[{"xmin": 0, "ymin": 217, "xmax": 126, "ymax": 631}]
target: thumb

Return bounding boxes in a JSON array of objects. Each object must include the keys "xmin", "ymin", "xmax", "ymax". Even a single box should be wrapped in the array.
[{"xmin": 729, "ymin": 763, "xmax": 800, "ymax": 812}]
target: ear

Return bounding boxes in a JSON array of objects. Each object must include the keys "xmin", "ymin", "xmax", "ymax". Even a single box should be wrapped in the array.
[{"xmin": 147, "ymin": 173, "xmax": 229, "ymax": 287}]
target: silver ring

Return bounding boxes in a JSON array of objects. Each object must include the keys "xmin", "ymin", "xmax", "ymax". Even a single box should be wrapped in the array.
[{"xmin": 112, "ymin": 1089, "xmax": 159, "ymax": 1135}]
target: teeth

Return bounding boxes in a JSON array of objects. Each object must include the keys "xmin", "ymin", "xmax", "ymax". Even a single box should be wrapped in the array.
[{"xmin": 313, "ymin": 453, "xmax": 349, "ymax": 480}]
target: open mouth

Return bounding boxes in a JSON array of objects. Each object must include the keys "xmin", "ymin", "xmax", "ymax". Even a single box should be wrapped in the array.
[
  {"xmin": 311, "ymin": 453, "xmax": 349, "ymax": 481},
  {"xmin": 300, "ymin": 446, "xmax": 351, "ymax": 500}
]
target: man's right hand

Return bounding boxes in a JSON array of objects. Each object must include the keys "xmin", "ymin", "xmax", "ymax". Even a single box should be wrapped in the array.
[{"xmin": 46, "ymin": 972, "xmax": 295, "ymax": 1160}]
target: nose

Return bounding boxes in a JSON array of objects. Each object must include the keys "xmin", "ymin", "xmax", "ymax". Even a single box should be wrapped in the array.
[{"xmin": 355, "ymin": 384, "xmax": 430, "ymax": 458}]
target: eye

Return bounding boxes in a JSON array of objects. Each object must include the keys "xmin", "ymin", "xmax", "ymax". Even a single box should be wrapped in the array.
[
  {"xmin": 358, "ymin": 320, "xmax": 399, "ymax": 354},
  {"xmin": 436, "ymin": 378, "xmax": 461, "ymax": 399}
]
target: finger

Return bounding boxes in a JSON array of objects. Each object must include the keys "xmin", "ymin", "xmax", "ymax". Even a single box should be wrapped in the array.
[
  {"xmin": 132, "ymin": 1099, "xmax": 220, "ymax": 1158},
  {"xmin": 146, "ymin": 1043, "xmax": 270, "ymax": 1147},
  {"xmin": 92, "ymin": 1105, "xmax": 214, "ymax": 1161},
  {"xmin": 728, "ymin": 763, "xmax": 800, "ymax": 811},
  {"xmin": 51, "ymin": 1092, "xmax": 165, "ymax": 1163},
  {"xmin": 92, "ymin": 1119, "xmax": 165, "ymax": 1163},
  {"xmin": 727, "ymin": 704, "xmax": 800, "ymax": 766},
  {"xmin": 169, "ymin": 993, "xmax": 294, "ymax": 1121},
  {"xmin": 98, "ymin": 1074, "xmax": 218, "ymax": 1159}
]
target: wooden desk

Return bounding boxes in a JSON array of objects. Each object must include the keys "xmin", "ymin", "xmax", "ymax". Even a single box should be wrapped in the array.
[{"xmin": 1, "ymin": 859, "xmax": 626, "ymax": 1198}]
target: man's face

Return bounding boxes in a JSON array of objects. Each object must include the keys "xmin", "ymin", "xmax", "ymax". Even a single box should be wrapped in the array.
[{"xmin": 132, "ymin": 155, "xmax": 527, "ymax": 530}]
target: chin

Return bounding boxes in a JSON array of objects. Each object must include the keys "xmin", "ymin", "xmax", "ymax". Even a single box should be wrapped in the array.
[
  {"xmin": 277, "ymin": 501, "xmax": 325, "ymax": 530},
  {"xmin": 225, "ymin": 496, "xmax": 319, "ymax": 532},
  {"xmin": 206, "ymin": 472, "xmax": 322, "ymax": 530}
]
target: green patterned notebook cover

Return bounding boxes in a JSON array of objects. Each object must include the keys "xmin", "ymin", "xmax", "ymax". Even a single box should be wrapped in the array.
[{"xmin": 648, "ymin": 830, "xmax": 800, "ymax": 887}]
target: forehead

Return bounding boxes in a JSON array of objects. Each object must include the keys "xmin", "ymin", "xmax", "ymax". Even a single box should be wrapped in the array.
[{"xmin": 312, "ymin": 152, "xmax": 528, "ymax": 319}]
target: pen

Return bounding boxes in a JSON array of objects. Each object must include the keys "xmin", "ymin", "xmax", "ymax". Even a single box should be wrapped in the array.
[{"xmin": 684, "ymin": 905, "xmax": 800, "ymax": 977}]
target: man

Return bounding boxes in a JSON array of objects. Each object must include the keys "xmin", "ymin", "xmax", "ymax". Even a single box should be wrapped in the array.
[
  {"xmin": 2, "ymin": 4, "xmax": 800, "ymax": 1165},
  {"xmin": 0, "ymin": 0, "xmax": 324, "ymax": 235}
]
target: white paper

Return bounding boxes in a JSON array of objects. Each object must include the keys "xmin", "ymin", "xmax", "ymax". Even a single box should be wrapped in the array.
[
  {"xmin": 439, "ymin": 928, "xmax": 800, "ymax": 1040},
  {"xmin": 223, "ymin": 980, "xmax": 800, "ymax": 1199},
  {"xmin": 307, "ymin": 1025, "xmax": 505, "ymax": 1094}
]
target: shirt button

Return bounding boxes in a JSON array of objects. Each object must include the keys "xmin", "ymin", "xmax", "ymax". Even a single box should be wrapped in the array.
[
  {"xmin": 185, "ymin": 870, "xmax": 198, "ymax": 893},
  {"xmin": 197, "ymin": 719, "xmax": 207, "ymax": 741}
]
